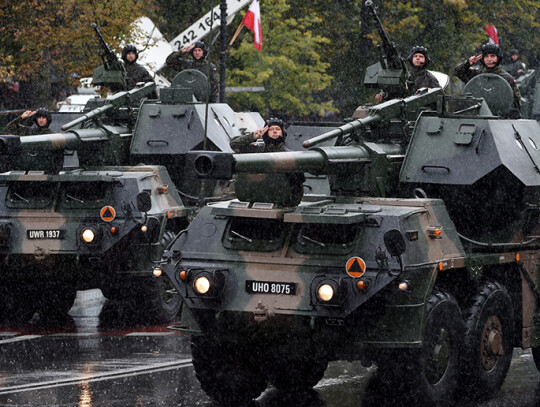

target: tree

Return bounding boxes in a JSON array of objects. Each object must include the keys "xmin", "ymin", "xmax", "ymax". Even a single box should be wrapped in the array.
[
  {"xmin": 0, "ymin": 0, "xmax": 154, "ymax": 108},
  {"xmin": 226, "ymin": 0, "xmax": 334, "ymax": 119}
]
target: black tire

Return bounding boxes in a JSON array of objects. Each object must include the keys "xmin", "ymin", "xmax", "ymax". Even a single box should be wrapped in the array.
[
  {"xmin": 0, "ymin": 280, "xmax": 76, "ymax": 322},
  {"xmin": 101, "ymin": 231, "xmax": 182, "ymax": 324},
  {"xmin": 265, "ymin": 355, "xmax": 328, "ymax": 389},
  {"xmin": 458, "ymin": 280, "xmax": 514, "ymax": 401},
  {"xmin": 190, "ymin": 335, "xmax": 268, "ymax": 406},
  {"xmin": 378, "ymin": 288, "xmax": 463, "ymax": 406},
  {"xmin": 532, "ymin": 346, "xmax": 540, "ymax": 372}
]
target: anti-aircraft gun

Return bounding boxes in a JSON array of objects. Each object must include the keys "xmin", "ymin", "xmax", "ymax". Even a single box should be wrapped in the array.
[
  {"xmin": 156, "ymin": 7, "xmax": 540, "ymax": 407},
  {"xmin": 0, "ymin": 70, "xmax": 263, "ymax": 323},
  {"xmin": 91, "ymin": 23, "xmax": 127, "ymax": 92}
]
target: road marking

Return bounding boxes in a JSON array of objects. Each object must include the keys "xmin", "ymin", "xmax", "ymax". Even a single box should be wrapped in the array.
[
  {"xmin": 0, "ymin": 359, "xmax": 193, "ymax": 395},
  {"xmin": 0, "ymin": 335, "xmax": 42, "ymax": 345}
]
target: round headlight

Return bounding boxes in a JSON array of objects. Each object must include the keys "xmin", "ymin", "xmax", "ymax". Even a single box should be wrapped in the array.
[
  {"xmin": 317, "ymin": 284, "xmax": 334, "ymax": 302},
  {"xmin": 194, "ymin": 276, "xmax": 211, "ymax": 295},
  {"xmin": 82, "ymin": 228, "xmax": 95, "ymax": 243}
]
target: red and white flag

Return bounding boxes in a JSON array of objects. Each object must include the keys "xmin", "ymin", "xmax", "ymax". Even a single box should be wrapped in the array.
[
  {"xmin": 243, "ymin": 0, "xmax": 262, "ymax": 51},
  {"xmin": 486, "ymin": 25, "xmax": 499, "ymax": 45}
]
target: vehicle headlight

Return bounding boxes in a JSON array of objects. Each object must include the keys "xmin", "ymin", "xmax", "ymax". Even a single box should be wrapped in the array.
[
  {"xmin": 82, "ymin": 228, "xmax": 96, "ymax": 243},
  {"xmin": 194, "ymin": 276, "xmax": 211, "ymax": 295},
  {"xmin": 317, "ymin": 284, "xmax": 334, "ymax": 302}
]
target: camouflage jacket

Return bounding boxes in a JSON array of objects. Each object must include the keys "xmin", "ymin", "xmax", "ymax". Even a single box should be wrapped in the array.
[
  {"xmin": 6, "ymin": 116, "xmax": 53, "ymax": 136},
  {"xmin": 508, "ymin": 59, "xmax": 527, "ymax": 79},
  {"xmin": 453, "ymin": 60, "xmax": 521, "ymax": 118},
  {"xmin": 165, "ymin": 52, "xmax": 219, "ymax": 102},
  {"xmin": 124, "ymin": 61, "xmax": 154, "ymax": 90},
  {"xmin": 407, "ymin": 68, "xmax": 440, "ymax": 93},
  {"xmin": 230, "ymin": 132, "xmax": 287, "ymax": 153}
]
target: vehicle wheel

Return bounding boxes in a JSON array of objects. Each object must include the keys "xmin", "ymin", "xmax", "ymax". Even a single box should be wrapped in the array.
[
  {"xmin": 40, "ymin": 281, "xmax": 77, "ymax": 318},
  {"xmin": 265, "ymin": 355, "xmax": 328, "ymax": 389},
  {"xmin": 191, "ymin": 335, "xmax": 268, "ymax": 406},
  {"xmin": 378, "ymin": 288, "xmax": 463, "ymax": 406},
  {"xmin": 139, "ymin": 275, "xmax": 182, "ymax": 323},
  {"xmin": 459, "ymin": 280, "xmax": 514, "ymax": 401},
  {"xmin": 532, "ymin": 346, "xmax": 540, "ymax": 372}
]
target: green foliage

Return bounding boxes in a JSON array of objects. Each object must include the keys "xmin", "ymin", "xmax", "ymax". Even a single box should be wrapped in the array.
[
  {"xmin": 0, "ymin": 0, "xmax": 153, "ymax": 83},
  {"xmin": 226, "ymin": 0, "xmax": 334, "ymax": 118}
]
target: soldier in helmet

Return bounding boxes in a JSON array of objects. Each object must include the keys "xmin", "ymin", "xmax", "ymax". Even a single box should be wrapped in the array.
[
  {"xmin": 6, "ymin": 108, "xmax": 53, "ymax": 136},
  {"xmin": 454, "ymin": 43, "xmax": 521, "ymax": 119},
  {"xmin": 375, "ymin": 45, "xmax": 439, "ymax": 102},
  {"xmin": 165, "ymin": 41, "xmax": 219, "ymax": 102},
  {"xmin": 508, "ymin": 49, "xmax": 526, "ymax": 78},
  {"xmin": 121, "ymin": 45, "xmax": 155, "ymax": 90},
  {"xmin": 230, "ymin": 118, "xmax": 305, "ymax": 205}
]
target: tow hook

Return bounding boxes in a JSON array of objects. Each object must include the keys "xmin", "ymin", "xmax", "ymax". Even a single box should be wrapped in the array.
[
  {"xmin": 34, "ymin": 247, "xmax": 48, "ymax": 261},
  {"xmin": 254, "ymin": 300, "xmax": 273, "ymax": 322}
]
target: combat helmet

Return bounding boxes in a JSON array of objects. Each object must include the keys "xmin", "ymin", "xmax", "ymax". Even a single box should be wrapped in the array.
[
  {"xmin": 34, "ymin": 108, "xmax": 52, "ymax": 127},
  {"xmin": 407, "ymin": 46, "xmax": 431, "ymax": 68},
  {"xmin": 263, "ymin": 117, "xmax": 287, "ymax": 145},
  {"xmin": 190, "ymin": 41, "xmax": 209, "ymax": 59},
  {"xmin": 481, "ymin": 43, "xmax": 502, "ymax": 67},
  {"xmin": 121, "ymin": 45, "xmax": 138, "ymax": 63}
]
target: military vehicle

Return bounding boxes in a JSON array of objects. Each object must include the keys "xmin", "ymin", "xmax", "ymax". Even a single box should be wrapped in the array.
[
  {"xmin": 0, "ymin": 64, "xmax": 267, "ymax": 323},
  {"xmin": 155, "ymin": 2, "xmax": 540, "ymax": 405}
]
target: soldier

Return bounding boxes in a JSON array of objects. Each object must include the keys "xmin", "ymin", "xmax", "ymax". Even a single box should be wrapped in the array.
[
  {"xmin": 454, "ymin": 43, "xmax": 521, "ymax": 119},
  {"xmin": 165, "ymin": 41, "xmax": 219, "ymax": 102},
  {"xmin": 508, "ymin": 49, "xmax": 526, "ymax": 78},
  {"xmin": 375, "ymin": 45, "xmax": 439, "ymax": 102},
  {"xmin": 6, "ymin": 108, "xmax": 53, "ymax": 136},
  {"xmin": 121, "ymin": 45, "xmax": 155, "ymax": 90},
  {"xmin": 230, "ymin": 118, "xmax": 305, "ymax": 205}
]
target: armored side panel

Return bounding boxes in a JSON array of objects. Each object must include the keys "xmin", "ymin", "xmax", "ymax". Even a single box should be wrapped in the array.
[{"xmin": 400, "ymin": 114, "xmax": 540, "ymax": 242}]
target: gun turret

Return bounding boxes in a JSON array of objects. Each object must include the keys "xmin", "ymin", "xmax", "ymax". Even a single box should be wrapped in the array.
[
  {"xmin": 91, "ymin": 23, "xmax": 127, "ymax": 91},
  {"xmin": 186, "ymin": 89, "xmax": 444, "ymax": 205},
  {"xmin": 362, "ymin": 1, "xmax": 408, "ymax": 95}
]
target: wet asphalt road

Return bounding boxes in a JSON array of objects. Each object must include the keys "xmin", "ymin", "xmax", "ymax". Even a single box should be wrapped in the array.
[{"xmin": 0, "ymin": 291, "xmax": 539, "ymax": 407}]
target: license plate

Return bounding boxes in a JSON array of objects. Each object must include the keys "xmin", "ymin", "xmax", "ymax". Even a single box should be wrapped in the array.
[
  {"xmin": 245, "ymin": 280, "xmax": 297, "ymax": 295},
  {"xmin": 27, "ymin": 230, "xmax": 65, "ymax": 239}
]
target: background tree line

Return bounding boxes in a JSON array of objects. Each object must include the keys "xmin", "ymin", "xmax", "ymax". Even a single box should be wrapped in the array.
[{"xmin": 1, "ymin": 0, "xmax": 539, "ymax": 119}]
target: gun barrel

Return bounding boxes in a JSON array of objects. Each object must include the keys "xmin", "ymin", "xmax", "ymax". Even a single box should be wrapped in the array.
[
  {"xmin": 17, "ymin": 128, "xmax": 109, "ymax": 151},
  {"xmin": 303, "ymin": 114, "xmax": 381, "ymax": 148},
  {"xmin": 61, "ymin": 83, "xmax": 156, "ymax": 131},
  {"xmin": 61, "ymin": 105, "xmax": 114, "ymax": 131},
  {"xmin": 190, "ymin": 147, "xmax": 372, "ymax": 180}
]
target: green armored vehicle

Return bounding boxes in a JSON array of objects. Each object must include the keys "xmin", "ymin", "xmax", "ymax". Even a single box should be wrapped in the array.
[
  {"xmin": 156, "ymin": 3, "xmax": 540, "ymax": 405},
  {"xmin": 0, "ymin": 68, "xmax": 264, "ymax": 323}
]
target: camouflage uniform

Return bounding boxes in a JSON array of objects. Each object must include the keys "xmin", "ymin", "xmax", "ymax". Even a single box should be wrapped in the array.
[
  {"xmin": 407, "ymin": 67, "xmax": 439, "ymax": 94},
  {"xmin": 508, "ymin": 59, "xmax": 527, "ymax": 79},
  {"xmin": 165, "ymin": 52, "xmax": 219, "ymax": 103},
  {"xmin": 6, "ymin": 112, "xmax": 53, "ymax": 136},
  {"xmin": 124, "ymin": 61, "xmax": 154, "ymax": 90},
  {"xmin": 454, "ymin": 60, "xmax": 521, "ymax": 119}
]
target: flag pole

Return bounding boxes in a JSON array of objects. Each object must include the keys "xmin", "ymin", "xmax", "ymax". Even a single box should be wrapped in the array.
[{"xmin": 228, "ymin": 21, "xmax": 245, "ymax": 49}]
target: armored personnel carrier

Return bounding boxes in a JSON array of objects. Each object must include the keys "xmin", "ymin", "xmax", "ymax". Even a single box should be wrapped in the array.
[{"xmin": 156, "ymin": 2, "xmax": 540, "ymax": 405}]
